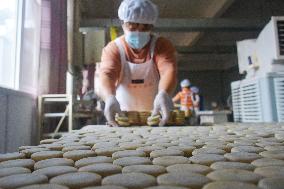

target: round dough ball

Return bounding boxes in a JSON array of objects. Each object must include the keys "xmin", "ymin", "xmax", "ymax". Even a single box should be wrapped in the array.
[
  {"xmin": 94, "ymin": 148, "xmax": 125, "ymax": 157},
  {"xmin": 207, "ymin": 169, "xmax": 263, "ymax": 184},
  {"xmin": 62, "ymin": 145, "xmax": 91, "ymax": 152},
  {"xmin": 102, "ymin": 173, "xmax": 157, "ymax": 189},
  {"xmin": 50, "ymin": 172, "xmax": 102, "ymax": 189},
  {"xmin": 31, "ymin": 151, "xmax": 63, "ymax": 162},
  {"xmin": 210, "ymin": 161, "xmax": 255, "ymax": 171},
  {"xmin": 18, "ymin": 184, "xmax": 69, "ymax": 189},
  {"xmin": 166, "ymin": 164, "xmax": 212, "ymax": 175},
  {"xmin": 34, "ymin": 158, "xmax": 74, "ymax": 170},
  {"xmin": 145, "ymin": 186, "xmax": 188, "ymax": 189},
  {"xmin": 63, "ymin": 150, "xmax": 96, "ymax": 161},
  {"xmin": 203, "ymin": 181, "xmax": 260, "ymax": 189},
  {"xmin": 79, "ymin": 163, "xmax": 122, "ymax": 177},
  {"xmin": 0, "ymin": 159, "xmax": 34, "ymax": 170},
  {"xmin": 81, "ymin": 186, "xmax": 127, "ymax": 189},
  {"xmin": 167, "ymin": 145, "xmax": 196, "ymax": 157},
  {"xmin": 75, "ymin": 156, "xmax": 113, "ymax": 168},
  {"xmin": 122, "ymin": 165, "xmax": 166, "ymax": 176},
  {"xmin": 21, "ymin": 148, "xmax": 50, "ymax": 158},
  {"xmin": 258, "ymin": 177, "xmax": 284, "ymax": 189},
  {"xmin": 254, "ymin": 166, "xmax": 284, "ymax": 177},
  {"xmin": 259, "ymin": 150, "xmax": 284, "ymax": 160},
  {"xmin": 251, "ymin": 158, "xmax": 284, "ymax": 167},
  {"xmin": 192, "ymin": 148, "xmax": 226, "ymax": 155},
  {"xmin": 224, "ymin": 152, "xmax": 261, "ymax": 163},
  {"xmin": 32, "ymin": 166, "xmax": 77, "ymax": 179},
  {"xmin": 0, "ymin": 167, "xmax": 31, "ymax": 178},
  {"xmin": 113, "ymin": 157, "xmax": 152, "ymax": 167},
  {"xmin": 136, "ymin": 146, "xmax": 165, "ymax": 156},
  {"xmin": 157, "ymin": 172, "xmax": 210, "ymax": 189},
  {"xmin": 189, "ymin": 154, "xmax": 226, "ymax": 166},
  {"xmin": 0, "ymin": 174, "xmax": 48, "ymax": 189},
  {"xmin": 231, "ymin": 146, "xmax": 264, "ymax": 153},
  {"xmin": 152, "ymin": 156, "xmax": 190, "ymax": 167},
  {"xmin": 112, "ymin": 150, "xmax": 146, "ymax": 160},
  {"xmin": 150, "ymin": 149, "xmax": 184, "ymax": 158},
  {"xmin": 0, "ymin": 152, "xmax": 25, "ymax": 162},
  {"xmin": 40, "ymin": 139, "xmax": 58, "ymax": 144}
]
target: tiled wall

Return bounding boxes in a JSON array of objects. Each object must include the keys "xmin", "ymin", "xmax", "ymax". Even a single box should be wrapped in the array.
[{"xmin": 0, "ymin": 87, "xmax": 38, "ymax": 153}]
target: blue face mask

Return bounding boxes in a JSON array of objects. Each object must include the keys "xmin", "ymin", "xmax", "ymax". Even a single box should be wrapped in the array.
[{"xmin": 125, "ymin": 31, "xmax": 150, "ymax": 49}]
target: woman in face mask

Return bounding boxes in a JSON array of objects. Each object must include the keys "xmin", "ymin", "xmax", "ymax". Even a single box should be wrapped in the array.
[{"xmin": 99, "ymin": 0, "xmax": 177, "ymax": 126}]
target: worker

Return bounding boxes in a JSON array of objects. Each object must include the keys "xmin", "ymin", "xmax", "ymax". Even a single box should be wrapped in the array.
[
  {"xmin": 191, "ymin": 86, "xmax": 200, "ymax": 113},
  {"xmin": 172, "ymin": 79, "xmax": 193, "ymax": 118},
  {"xmin": 98, "ymin": 0, "xmax": 177, "ymax": 126}
]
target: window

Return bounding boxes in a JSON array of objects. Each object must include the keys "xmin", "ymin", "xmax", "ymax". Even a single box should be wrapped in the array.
[
  {"xmin": 0, "ymin": 0, "xmax": 21, "ymax": 89},
  {"xmin": 0, "ymin": 0, "xmax": 41, "ymax": 94}
]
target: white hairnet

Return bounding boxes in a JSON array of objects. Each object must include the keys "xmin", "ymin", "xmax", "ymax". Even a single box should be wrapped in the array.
[
  {"xmin": 118, "ymin": 0, "xmax": 159, "ymax": 25},
  {"xmin": 191, "ymin": 86, "xmax": 199, "ymax": 93},
  {"xmin": 180, "ymin": 79, "xmax": 191, "ymax": 88}
]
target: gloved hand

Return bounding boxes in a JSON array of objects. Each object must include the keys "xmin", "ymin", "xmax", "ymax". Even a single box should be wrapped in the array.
[
  {"xmin": 104, "ymin": 95, "xmax": 122, "ymax": 127},
  {"xmin": 152, "ymin": 90, "xmax": 174, "ymax": 126}
]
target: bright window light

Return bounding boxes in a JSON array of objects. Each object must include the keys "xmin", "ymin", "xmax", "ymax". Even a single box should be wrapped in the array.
[{"xmin": 0, "ymin": 0, "xmax": 20, "ymax": 89}]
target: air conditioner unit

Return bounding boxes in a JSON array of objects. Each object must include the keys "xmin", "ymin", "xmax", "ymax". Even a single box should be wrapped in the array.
[
  {"xmin": 232, "ymin": 17, "xmax": 284, "ymax": 123},
  {"xmin": 237, "ymin": 17, "xmax": 284, "ymax": 78}
]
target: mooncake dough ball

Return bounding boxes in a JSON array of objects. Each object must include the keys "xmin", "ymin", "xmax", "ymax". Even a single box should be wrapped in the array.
[
  {"xmin": 34, "ymin": 158, "xmax": 74, "ymax": 170},
  {"xmin": 79, "ymin": 163, "xmax": 122, "ymax": 177},
  {"xmin": 0, "ymin": 159, "xmax": 35, "ymax": 170},
  {"xmin": 63, "ymin": 150, "xmax": 96, "ymax": 161},
  {"xmin": 75, "ymin": 156, "xmax": 113, "ymax": 168},
  {"xmin": 50, "ymin": 172, "xmax": 102, "ymax": 189},
  {"xmin": 0, "ymin": 174, "xmax": 48, "ymax": 189},
  {"xmin": 102, "ymin": 173, "xmax": 156, "ymax": 189},
  {"xmin": 32, "ymin": 166, "xmax": 77, "ymax": 179},
  {"xmin": 152, "ymin": 156, "xmax": 190, "ymax": 167},
  {"xmin": 31, "ymin": 151, "xmax": 63, "ymax": 162},
  {"xmin": 203, "ymin": 181, "xmax": 260, "ymax": 189},
  {"xmin": 122, "ymin": 165, "xmax": 166, "ymax": 176},
  {"xmin": 157, "ymin": 172, "xmax": 210, "ymax": 189},
  {"xmin": 0, "ymin": 167, "xmax": 31, "ymax": 178},
  {"xmin": 166, "ymin": 164, "xmax": 212, "ymax": 175},
  {"xmin": 207, "ymin": 169, "xmax": 263, "ymax": 184},
  {"xmin": 113, "ymin": 157, "xmax": 152, "ymax": 167},
  {"xmin": 0, "ymin": 152, "xmax": 25, "ymax": 162}
]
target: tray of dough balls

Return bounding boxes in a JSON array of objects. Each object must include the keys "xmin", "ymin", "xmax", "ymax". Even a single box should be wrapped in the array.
[
  {"xmin": 1, "ymin": 123, "xmax": 284, "ymax": 189},
  {"xmin": 115, "ymin": 110, "xmax": 186, "ymax": 127}
]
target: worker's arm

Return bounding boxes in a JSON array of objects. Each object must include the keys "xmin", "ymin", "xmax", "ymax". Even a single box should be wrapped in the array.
[
  {"xmin": 152, "ymin": 37, "xmax": 177, "ymax": 126},
  {"xmin": 99, "ymin": 42, "xmax": 121, "ymax": 101},
  {"xmin": 155, "ymin": 37, "xmax": 177, "ymax": 95},
  {"xmin": 99, "ymin": 42, "xmax": 122, "ymax": 126},
  {"xmin": 172, "ymin": 92, "xmax": 181, "ymax": 103}
]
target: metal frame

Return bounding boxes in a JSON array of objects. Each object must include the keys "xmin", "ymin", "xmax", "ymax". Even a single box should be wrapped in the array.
[{"xmin": 80, "ymin": 18, "xmax": 267, "ymax": 33}]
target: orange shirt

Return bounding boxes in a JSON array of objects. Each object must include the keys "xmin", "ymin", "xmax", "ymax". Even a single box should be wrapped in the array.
[
  {"xmin": 173, "ymin": 88, "xmax": 193, "ymax": 108},
  {"xmin": 100, "ymin": 35, "xmax": 177, "ymax": 88}
]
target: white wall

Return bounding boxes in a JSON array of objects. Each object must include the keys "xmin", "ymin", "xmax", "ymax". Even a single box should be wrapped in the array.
[{"xmin": 0, "ymin": 87, "xmax": 38, "ymax": 153}]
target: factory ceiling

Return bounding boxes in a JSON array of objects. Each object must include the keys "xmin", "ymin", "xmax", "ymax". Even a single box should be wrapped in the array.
[{"xmin": 80, "ymin": 0, "xmax": 284, "ymax": 71}]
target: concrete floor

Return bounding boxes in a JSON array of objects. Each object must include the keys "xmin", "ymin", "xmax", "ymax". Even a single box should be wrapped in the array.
[{"xmin": 0, "ymin": 123, "xmax": 284, "ymax": 188}]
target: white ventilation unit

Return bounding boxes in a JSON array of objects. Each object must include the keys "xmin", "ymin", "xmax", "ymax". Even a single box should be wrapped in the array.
[
  {"xmin": 232, "ymin": 17, "xmax": 284, "ymax": 123},
  {"xmin": 274, "ymin": 78, "xmax": 284, "ymax": 122},
  {"xmin": 231, "ymin": 73, "xmax": 283, "ymax": 123},
  {"xmin": 231, "ymin": 81, "xmax": 242, "ymax": 122}
]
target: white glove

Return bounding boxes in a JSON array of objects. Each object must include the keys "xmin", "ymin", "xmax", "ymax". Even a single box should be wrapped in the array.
[
  {"xmin": 104, "ymin": 95, "xmax": 122, "ymax": 127},
  {"xmin": 152, "ymin": 90, "xmax": 174, "ymax": 126}
]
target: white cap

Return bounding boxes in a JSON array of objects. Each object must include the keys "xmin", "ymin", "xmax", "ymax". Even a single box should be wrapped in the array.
[
  {"xmin": 118, "ymin": 0, "xmax": 159, "ymax": 25},
  {"xmin": 180, "ymin": 79, "xmax": 191, "ymax": 88},
  {"xmin": 191, "ymin": 86, "xmax": 199, "ymax": 93}
]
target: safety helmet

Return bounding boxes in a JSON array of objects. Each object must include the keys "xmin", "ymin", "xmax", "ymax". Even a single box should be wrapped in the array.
[{"xmin": 180, "ymin": 79, "xmax": 191, "ymax": 88}]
